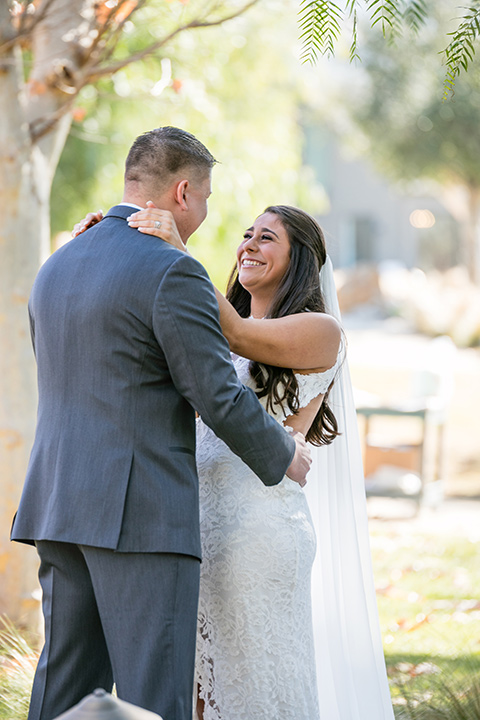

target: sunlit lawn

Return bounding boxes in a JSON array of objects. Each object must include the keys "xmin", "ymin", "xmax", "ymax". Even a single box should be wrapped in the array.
[
  {"xmin": 369, "ymin": 522, "xmax": 480, "ymax": 716},
  {"xmin": 349, "ymin": 329, "xmax": 480, "ymax": 716}
]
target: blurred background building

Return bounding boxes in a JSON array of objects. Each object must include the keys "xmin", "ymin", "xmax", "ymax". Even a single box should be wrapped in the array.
[{"xmin": 305, "ymin": 127, "xmax": 460, "ymax": 272}]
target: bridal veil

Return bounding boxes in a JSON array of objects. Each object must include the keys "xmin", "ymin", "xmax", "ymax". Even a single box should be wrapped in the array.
[{"xmin": 304, "ymin": 256, "xmax": 395, "ymax": 719}]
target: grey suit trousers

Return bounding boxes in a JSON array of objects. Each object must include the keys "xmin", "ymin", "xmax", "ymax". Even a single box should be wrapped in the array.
[{"xmin": 29, "ymin": 541, "xmax": 200, "ymax": 720}]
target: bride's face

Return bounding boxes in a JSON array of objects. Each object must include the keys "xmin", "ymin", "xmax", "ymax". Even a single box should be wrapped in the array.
[{"xmin": 236, "ymin": 213, "xmax": 291, "ymax": 297}]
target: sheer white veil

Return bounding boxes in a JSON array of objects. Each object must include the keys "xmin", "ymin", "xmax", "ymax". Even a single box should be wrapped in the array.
[{"xmin": 304, "ymin": 256, "xmax": 394, "ymax": 719}]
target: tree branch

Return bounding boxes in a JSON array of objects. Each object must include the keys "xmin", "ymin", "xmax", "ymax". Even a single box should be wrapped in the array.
[
  {"xmin": 91, "ymin": 0, "xmax": 150, "ymax": 67},
  {"xmin": 27, "ymin": 0, "xmax": 260, "ymax": 141},
  {"xmin": 0, "ymin": 0, "xmax": 57, "ymax": 54},
  {"xmin": 29, "ymin": 95, "xmax": 75, "ymax": 142},
  {"xmin": 87, "ymin": 0, "xmax": 260, "ymax": 80}
]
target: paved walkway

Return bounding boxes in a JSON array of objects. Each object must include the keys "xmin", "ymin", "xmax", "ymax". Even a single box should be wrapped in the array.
[
  {"xmin": 367, "ymin": 494, "xmax": 480, "ymax": 540},
  {"xmin": 341, "ymin": 315, "xmax": 480, "ymax": 543}
]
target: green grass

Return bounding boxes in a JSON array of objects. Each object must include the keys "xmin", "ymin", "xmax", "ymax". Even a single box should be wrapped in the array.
[
  {"xmin": 0, "ymin": 619, "xmax": 37, "ymax": 720},
  {"xmin": 390, "ymin": 666, "xmax": 480, "ymax": 719},
  {"xmin": 1, "ymin": 528, "xmax": 479, "ymax": 719},
  {"xmin": 370, "ymin": 526, "xmax": 480, "ymax": 717}
]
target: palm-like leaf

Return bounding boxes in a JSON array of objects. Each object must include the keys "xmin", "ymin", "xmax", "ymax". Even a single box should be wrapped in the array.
[
  {"xmin": 367, "ymin": 0, "xmax": 402, "ymax": 36},
  {"xmin": 442, "ymin": 3, "xmax": 480, "ymax": 98},
  {"xmin": 299, "ymin": 1, "xmax": 344, "ymax": 63},
  {"xmin": 349, "ymin": 7, "xmax": 360, "ymax": 61},
  {"xmin": 298, "ymin": 0, "xmax": 480, "ymax": 98},
  {"xmin": 403, "ymin": 0, "xmax": 428, "ymax": 33}
]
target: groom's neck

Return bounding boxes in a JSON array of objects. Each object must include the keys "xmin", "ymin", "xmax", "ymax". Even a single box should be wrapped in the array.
[
  {"xmin": 122, "ymin": 180, "xmax": 165, "ymax": 209},
  {"xmin": 122, "ymin": 190, "xmax": 148, "ymax": 208}
]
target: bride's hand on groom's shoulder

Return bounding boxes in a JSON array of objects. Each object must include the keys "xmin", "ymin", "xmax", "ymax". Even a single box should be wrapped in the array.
[
  {"xmin": 71, "ymin": 210, "xmax": 104, "ymax": 238},
  {"xmin": 127, "ymin": 201, "xmax": 187, "ymax": 253}
]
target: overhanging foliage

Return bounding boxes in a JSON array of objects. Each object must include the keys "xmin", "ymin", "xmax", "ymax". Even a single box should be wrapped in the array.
[{"xmin": 298, "ymin": 0, "xmax": 480, "ymax": 97}]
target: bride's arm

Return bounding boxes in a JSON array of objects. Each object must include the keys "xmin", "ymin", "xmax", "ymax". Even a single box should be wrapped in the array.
[
  {"xmin": 217, "ymin": 299, "xmax": 340, "ymax": 371},
  {"xmin": 127, "ymin": 205, "xmax": 342, "ymax": 370}
]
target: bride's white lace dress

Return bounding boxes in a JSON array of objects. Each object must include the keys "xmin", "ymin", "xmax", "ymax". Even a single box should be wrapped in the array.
[{"xmin": 194, "ymin": 354, "xmax": 338, "ymax": 720}]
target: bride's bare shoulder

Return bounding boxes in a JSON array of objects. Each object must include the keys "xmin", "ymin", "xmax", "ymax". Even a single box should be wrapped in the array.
[
  {"xmin": 291, "ymin": 311, "xmax": 341, "ymax": 346},
  {"xmin": 290, "ymin": 313, "xmax": 342, "ymax": 371}
]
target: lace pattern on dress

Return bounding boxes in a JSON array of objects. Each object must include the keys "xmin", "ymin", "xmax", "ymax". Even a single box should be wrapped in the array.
[
  {"xmin": 194, "ymin": 354, "xmax": 341, "ymax": 719},
  {"xmin": 233, "ymin": 353, "xmax": 340, "ymax": 421}
]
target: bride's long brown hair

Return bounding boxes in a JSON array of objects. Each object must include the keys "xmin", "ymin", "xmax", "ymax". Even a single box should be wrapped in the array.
[{"xmin": 226, "ymin": 205, "xmax": 340, "ymax": 446}]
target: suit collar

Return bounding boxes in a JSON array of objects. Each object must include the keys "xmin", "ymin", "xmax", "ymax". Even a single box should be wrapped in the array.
[{"xmin": 105, "ymin": 205, "xmax": 138, "ymax": 221}]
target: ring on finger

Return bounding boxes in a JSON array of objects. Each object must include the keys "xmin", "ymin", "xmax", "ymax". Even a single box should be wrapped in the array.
[{"xmin": 154, "ymin": 220, "xmax": 162, "ymax": 230}]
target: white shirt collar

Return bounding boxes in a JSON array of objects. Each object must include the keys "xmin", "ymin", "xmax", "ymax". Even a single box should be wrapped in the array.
[{"xmin": 118, "ymin": 202, "xmax": 143, "ymax": 210}]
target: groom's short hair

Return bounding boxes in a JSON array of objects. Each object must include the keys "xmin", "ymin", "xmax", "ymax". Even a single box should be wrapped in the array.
[{"xmin": 125, "ymin": 127, "xmax": 216, "ymax": 191}]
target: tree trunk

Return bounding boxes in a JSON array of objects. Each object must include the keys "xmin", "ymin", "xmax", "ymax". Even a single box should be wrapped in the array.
[
  {"xmin": 0, "ymin": 4, "xmax": 73, "ymax": 628},
  {"xmin": 442, "ymin": 184, "xmax": 480, "ymax": 284},
  {"xmin": 466, "ymin": 187, "xmax": 480, "ymax": 284},
  {"xmin": 0, "ymin": 0, "xmax": 254, "ymax": 629},
  {"xmin": 0, "ymin": 46, "xmax": 41, "ymax": 630}
]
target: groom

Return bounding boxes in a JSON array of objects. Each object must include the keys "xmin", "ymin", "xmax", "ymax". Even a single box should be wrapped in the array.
[{"xmin": 11, "ymin": 127, "xmax": 311, "ymax": 720}]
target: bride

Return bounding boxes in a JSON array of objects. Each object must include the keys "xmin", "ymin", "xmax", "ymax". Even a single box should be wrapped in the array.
[{"xmin": 75, "ymin": 203, "xmax": 394, "ymax": 720}]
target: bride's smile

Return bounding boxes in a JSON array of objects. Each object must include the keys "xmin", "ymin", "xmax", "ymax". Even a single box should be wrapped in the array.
[
  {"xmin": 236, "ymin": 211, "xmax": 291, "ymax": 299},
  {"xmin": 241, "ymin": 259, "xmax": 264, "ymax": 266}
]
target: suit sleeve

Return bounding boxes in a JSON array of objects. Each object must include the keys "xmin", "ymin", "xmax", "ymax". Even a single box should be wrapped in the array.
[{"xmin": 152, "ymin": 252, "xmax": 295, "ymax": 487}]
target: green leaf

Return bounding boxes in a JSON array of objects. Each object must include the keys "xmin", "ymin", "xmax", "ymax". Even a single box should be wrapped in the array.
[
  {"xmin": 367, "ymin": 0, "xmax": 402, "ymax": 38},
  {"xmin": 403, "ymin": 0, "xmax": 428, "ymax": 34},
  {"xmin": 299, "ymin": 1, "xmax": 344, "ymax": 63},
  {"xmin": 441, "ymin": 4, "xmax": 480, "ymax": 98}
]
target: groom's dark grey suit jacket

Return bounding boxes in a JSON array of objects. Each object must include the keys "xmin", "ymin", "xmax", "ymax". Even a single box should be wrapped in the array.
[{"xmin": 11, "ymin": 205, "xmax": 295, "ymax": 558}]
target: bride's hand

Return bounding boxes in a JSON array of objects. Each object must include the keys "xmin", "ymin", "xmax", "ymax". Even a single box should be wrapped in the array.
[
  {"xmin": 72, "ymin": 210, "xmax": 104, "ymax": 238},
  {"xmin": 127, "ymin": 201, "xmax": 187, "ymax": 252}
]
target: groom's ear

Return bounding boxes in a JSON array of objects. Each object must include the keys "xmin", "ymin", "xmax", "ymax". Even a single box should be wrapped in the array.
[{"xmin": 173, "ymin": 179, "xmax": 189, "ymax": 211}]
